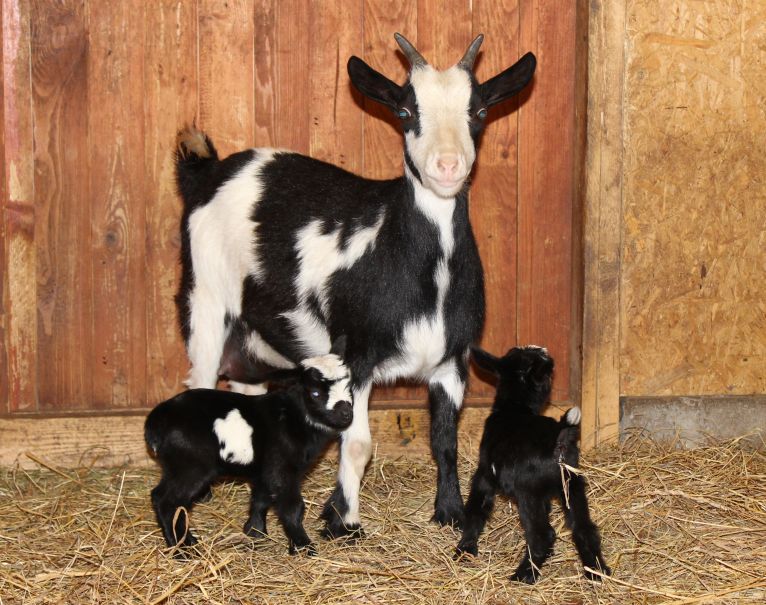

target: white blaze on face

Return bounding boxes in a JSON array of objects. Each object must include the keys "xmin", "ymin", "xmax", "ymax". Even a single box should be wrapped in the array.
[
  {"xmin": 213, "ymin": 409, "xmax": 254, "ymax": 465},
  {"xmin": 407, "ymin": 65, "xmax": 475, "ymax": 198},
  {"xmin": 301, "ymin": 354, "xmax": 352, "ymax": 410}
]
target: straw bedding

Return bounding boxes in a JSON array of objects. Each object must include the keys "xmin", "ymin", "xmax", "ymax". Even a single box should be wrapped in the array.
[{"xmin": 1, "ymin": 436, "xmax": 764, "ymax": 604}]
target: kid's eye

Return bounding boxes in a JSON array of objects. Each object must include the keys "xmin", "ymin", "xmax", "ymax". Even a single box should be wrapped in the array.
[
  {"xmin": 397, "ymin": 107, "xmax": 411, "ymax": 119},
  {"xmin": 477, "ymin": 108, "xmax": 488, "ymax": 120},
  {"xmin": 310, "ymin": 389, "xmax": 321, "ymax": 398}
]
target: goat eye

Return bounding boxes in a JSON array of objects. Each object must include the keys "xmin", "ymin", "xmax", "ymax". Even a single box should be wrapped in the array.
[
  {"xmin": 477, "ymin": 108, "xmax": 488, "ymax": 120},
  {"xmin": 310, "ymin": 389, "xmax": 321, "ymax": 398},
  {"xmin": 397, "ymin": 108, "xmax": 411, "ymax": 120}
]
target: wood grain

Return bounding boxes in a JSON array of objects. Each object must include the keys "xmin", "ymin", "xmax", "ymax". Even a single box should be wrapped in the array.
[
  {"xmin": 470, "ymin": 0, "xmax": 521, "ymax": 401},
  {"xmin": 198, "ymin": 0, "xmax": 254, "ymax": 155},
  {"xmin": 0, "ymin": 406, "xmax": 494, "ymax": 469},
  {"xmin": 254, "ymin": 0, "xmax": 277, "ymax": 148},
  {"xmin": 308, "ymin": 0, "xmax": 363, "ymax": 173},
  {"xmin": 143, "ymin": 0, "xmax": 197, "ymax": 405},
  {"xmin": 518, "ymin": 0, "xmax": 577, "ymax": 403},
  {"xmin": 3, "ymin": 0, "xmax": 36, "ymax": 411},
  {"xmin": 88, "ymin": 1, "xmax": 148, "ymax": 409},
  {"xmin": 581, "ymin": 0, "xmax": 625, "ymax": 447},
  {"xmin": 32, "ymin": 0, "xmax": 90, "ymax": 411},
  {"xmin": 275, "ymin": 0, "xmax": 310, "ymax": 153}
]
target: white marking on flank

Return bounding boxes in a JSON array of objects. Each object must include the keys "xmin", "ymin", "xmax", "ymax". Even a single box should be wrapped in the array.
[{"xmin": 213, "ymin": 409, "xmax": 254, "ymax": 465}]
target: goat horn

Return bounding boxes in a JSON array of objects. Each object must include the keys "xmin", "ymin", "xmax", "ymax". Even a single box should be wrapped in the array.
[
  {"xmin": 394, "ymin": 33, "xmax": 427, "ymax": 68},
  {"xmin": 458, "ymin": 34, "xmax": 484, "ymax": 70}
]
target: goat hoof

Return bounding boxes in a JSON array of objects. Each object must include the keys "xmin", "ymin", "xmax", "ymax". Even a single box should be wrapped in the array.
[
  {"xmin": 510, "ymin": 570, "xmax": 539, "ymax": 584},
  {"xmin": 454, "ymin": 544, "xmax": 478, "ymax": 561},
  {"xmin": 289, "ymin": 541, "xmax": 317, "ymax": 556},
  {"xmin": 431, "ymin": 508, "xmax": 464, "ymax": 531},
  {"xmin": 584, "ymin": 563, "xmax": 611, "ymax": 581},
  {"xmin": 320, "ymin": 521, "xmax": 364, "ymax": 542}
]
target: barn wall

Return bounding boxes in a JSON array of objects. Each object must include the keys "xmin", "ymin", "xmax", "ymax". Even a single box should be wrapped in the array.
[
  {"xmin": 621, "ymin": 1, "xmax": 766, "ymax": 397},
  {"xmin": 0, "ymin": 1, "xmax": 582, "ymax": 415},
  {"xmin": 583, "ymin": 0, "xmax": 765, "ymax": 446}
]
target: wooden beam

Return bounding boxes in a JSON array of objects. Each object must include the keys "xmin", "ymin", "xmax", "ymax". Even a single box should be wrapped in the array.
[
  {"xmin": 0, "ymin": 407, "xmax": 494, "ymax": 469},
  {"xmin": 581, "ymin": 0, "xmax": 626, "ymax": 447}
]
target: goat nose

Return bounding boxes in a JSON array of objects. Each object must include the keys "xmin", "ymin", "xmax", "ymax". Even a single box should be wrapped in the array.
[
  {"xmin": 335, "ymin": 401, "xmax": 353, "ymax": 424},
  {"xmin": 436, "ymin": 154, "xmax": 459, "ymax": 179}
]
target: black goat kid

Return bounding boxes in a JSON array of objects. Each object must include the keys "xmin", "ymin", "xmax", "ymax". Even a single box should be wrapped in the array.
[
  {"xmin": 145, "ymin": 349, "xmax": 353, "ymax": 556},
  {"xmin": 456, "ymin": 346, "xmax": 611, "ymax": 583}
]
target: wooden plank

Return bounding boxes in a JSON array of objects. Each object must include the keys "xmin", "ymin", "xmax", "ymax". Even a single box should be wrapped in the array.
[
  {"xmin": 581, "ymin": 0, "xmax": 625, "ymax": 447},
  {"xmin": 0, "ymin": 0, "xmax": 6, "ymax": 414},
  {"xmin": 0, "ymin": 406, "xmax": 493, "ymax": 469},
  {"xmin": 88, "ymin": 1, "xmax": 148, "ymax": 409},
  {"xmin": 31, "ymin": 0, "xmax": 90, "ymax": 411},
  {"xmin": 361, "ymin": 0, "xmax": 414, "ymax": 180},
  {"xmin": 3, "ymin": 0, "xmax": 36, "ymax": 412},
  {"xmin": 253, "ymin": 0, "xmax": 277, "ymax": 148},
  {"xmin": 517, "ymin": 0, "xmax": 577, "ymax": 403},
  {"xmin": 274, "ymin": 0, "xmax": 310, "ymax": 153},
  {"xmin": 308, "ymin": 0, "xmax": 363, "ymax": 173},
  {"xmin": 469, "ymin": 0, "xmax": 521, "ymax": 402},
  {"xmin": 143, "ymin": 0, "xmax": 197, "ymax": 405},
  {"xmin": 416, "ymin": 0, "xmax": 471, "ymax": 70},
  {"xmin": 198, "ymin": 0, "xmax": 254, "ymax": 154}
]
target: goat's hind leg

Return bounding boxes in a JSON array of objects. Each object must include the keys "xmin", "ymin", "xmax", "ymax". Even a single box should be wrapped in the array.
[
  {"xmin": 275, "ymin": 484, "xmax": 315, "ymax": 556},
  {"xmin": 151, "ymin": 476, "xmax": 209, "ymax": 552},
  {"xmin": 561, "ymin": 475, "xmax": 611, "ymax": 580},
  {"xmin": 511, "ymin": 495, "xmax": 556, "ymax": 584},
  {"xmin": 244, "ymin": 479, "xmax": 272, "ymax": 539}
]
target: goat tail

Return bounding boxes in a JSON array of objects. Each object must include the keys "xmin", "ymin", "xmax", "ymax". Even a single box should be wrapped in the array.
[
  {"xmin": 562, "ymin": 406, "xmax": 581, "ymax": 427},
  {"xmin": 175, "ymin": 125, "xmax": 219, "ymax": 209},
  {"xmin": 144, "ymin": 405, "xmax": 167, "ymax": 457}
]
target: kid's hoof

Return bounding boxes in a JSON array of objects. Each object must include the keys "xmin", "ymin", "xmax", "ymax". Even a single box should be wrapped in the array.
[
  {"xmin": 584, "ymin": 563, "xmax": 611, "ymax": 582},
  {"xmin": 510, "ymin": 570, "xmax": 539, "ymax": 584},
  {"xmin": 289, "ymin": 541, "xmax": 318, "ymax": 556},
  {"xmin": 453, "ymin": 543, "xmax": 478, "ymax": 561}
]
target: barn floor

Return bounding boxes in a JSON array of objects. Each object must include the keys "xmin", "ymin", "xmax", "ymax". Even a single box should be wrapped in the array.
[{"xmin": 1, "ymin": 437, "xmax": 764, "ymax": 604}]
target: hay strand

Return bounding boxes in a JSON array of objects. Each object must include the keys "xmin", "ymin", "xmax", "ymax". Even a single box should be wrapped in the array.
[{"xmin": 0, "ymin": 437, "xmax": 764, "ymax": 604}]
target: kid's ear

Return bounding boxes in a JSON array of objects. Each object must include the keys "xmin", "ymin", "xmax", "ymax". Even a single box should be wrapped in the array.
[
  {"xmin": 530, "ymin": 355, "xmax": 554, "ymax": 384},
  {"xmin": 470, "ymin": 346, "xmax": 501, "ymax": 375},
  {"xmin": 348, "ymin": 56, "xmax": 402, "ymax": 110}
]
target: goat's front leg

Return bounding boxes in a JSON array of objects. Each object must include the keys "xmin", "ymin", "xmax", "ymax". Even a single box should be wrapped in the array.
[
  {"xmin": 243, "ymin": 480, "xmax": 272, "ymax": 539},
  {"xmin": 511, "ymin": 495, "xmax": 557, "ymax": 583},
  {"xmin": 321, "ymin": 382, "xmax": 372, "ymax": 540},
  {"xmin": 561, "ymin": 475, "xmax": 611, "ymax": 580},
  {"xmin": 429, "ymin": 359, "xmax": 466, "ymax": 528},
  {"xmin": 455, "ymin": 465, "xmax": 496, "ymax": 557}
]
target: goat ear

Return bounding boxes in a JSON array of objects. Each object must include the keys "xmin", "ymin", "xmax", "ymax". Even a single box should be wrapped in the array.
[
  {"xmin": 470, "ymin": 346, "xmax": 501, "ymax": 375},
  {"xmin": 330, "ymin": 334, "xmax": 347, "ymax": 358},
  {"xmin": 479, "ymin": 52, "xmax": 536, "ymax": 108},
  {"xmin": 348, "ymin": 56, "xmax": 402, "ymax": 109},
  {"xmin": 530, "ymin": 356, "xmax": 554, "ymax": 384}
]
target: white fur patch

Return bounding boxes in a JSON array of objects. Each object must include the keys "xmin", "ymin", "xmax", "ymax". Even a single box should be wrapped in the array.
[
  {"xmin": 244, "ymin": 330, "xmax": 295, "ymax": 370},
  {"xmin": 566, "ymin": 406, "xmax": 582, "ymax": 426},
  {"xmin": 185, "ymin": 150, "xmax": 278, "ymax": 388},
  {"xmin": 407, "ymin": 66, "xmax": 475, "ymax": 198},
  {"xmin": 285, "ymin": 215, "xmax": 384, "ymax": 356},
  {"xmin": 429, "ymin": 359, "xmax": 465, "ymax": 409},
  {"xmin": 213, "ymin": 409, "xmax": 254, "ymax": 465},
  {"xmin": 301, "ymin": 353, "xmax": 348, "ymax": 381}
]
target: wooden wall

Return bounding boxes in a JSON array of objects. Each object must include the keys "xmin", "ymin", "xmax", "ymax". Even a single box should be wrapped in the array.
[{"xmin": 0, "ymin": 1, "xmax": 582, "ymax": 415}]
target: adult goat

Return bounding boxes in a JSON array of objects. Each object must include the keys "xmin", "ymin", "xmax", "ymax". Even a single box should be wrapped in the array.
[{"xmin": 175, "ymin": 33, "xmax": 536, "ymax": 538}]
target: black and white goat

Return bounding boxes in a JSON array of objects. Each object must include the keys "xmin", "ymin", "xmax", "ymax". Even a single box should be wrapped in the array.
[
  {"xmin": 175, "ymin": 33, "xmax": 536, "ymax": 538},
  {"xmin": 455, "ymin": 346, "xmax": 611, "ymax": 583},
  {"xmin": 144, "ymin": 348, "xmax": 353, "ymax": 555}
]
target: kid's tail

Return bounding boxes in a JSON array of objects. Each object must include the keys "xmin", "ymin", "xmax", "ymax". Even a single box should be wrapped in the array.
[
  {"xmin": 555, "ymin": 406, "xmax": 581, "ymax": 465},
  {"xmin": 175, "ymin": 125, "xmax": 219, "ymax": 209}
]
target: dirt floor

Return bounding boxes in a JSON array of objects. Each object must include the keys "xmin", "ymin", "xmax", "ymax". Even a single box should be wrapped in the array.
[{"xmin": 1, "ymin": 436, "xmax": 764, "ymax": 604}]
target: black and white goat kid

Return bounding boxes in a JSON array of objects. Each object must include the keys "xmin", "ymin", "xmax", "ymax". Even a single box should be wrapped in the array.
[
  {"xmin": 175, "ymin": 33, "xmax": 536, "ymax": 538},
  {"xmin": 144, "ymin": 349, "xmax": 353, "ymax": 556},
  {"xmin": 455, "ymin": 346, "xmax": 611, "ymax": 583}
]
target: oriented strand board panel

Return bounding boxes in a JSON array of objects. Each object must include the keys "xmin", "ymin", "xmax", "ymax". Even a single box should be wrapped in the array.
[{"xmin": 621, "ymin": 2, "xmax": 766, "ymax": 396}]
